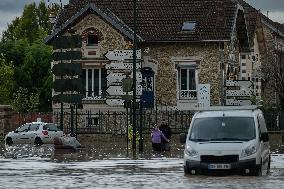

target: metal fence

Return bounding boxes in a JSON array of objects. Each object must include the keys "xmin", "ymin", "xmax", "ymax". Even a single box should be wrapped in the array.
[{"xmin": 53, "ymin": 105, "xmax": 193, "ymax": 136}]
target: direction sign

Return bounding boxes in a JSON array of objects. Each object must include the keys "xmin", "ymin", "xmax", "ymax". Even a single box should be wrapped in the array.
[
  {"xmin": 226, "ymin": 99, "xmax": 252, "ymax": 106},
  {"xmin": 107, "ymin": 72, "xmax": 142, "ymax": 85},
  {"xmin": 106, "ymin": 85, "xmax": 142, "ymax": 96},
  {"xmin": 226, "ymin": 90, "xmax": 253, "ymax": 97},
  {"xmin": 106, "ymin": 99, "xmax": 125, "ymax": 106},
  {"xmin": 225, "ymin": 80, "xmax": 253, "ymax": 88},
  {"xmin": 105, "ymin": 62, "xmax": 141, "ymax": 70},
  {"xmin": 105, "ymin": 49, "xmax": 141, "ymax": 61}
]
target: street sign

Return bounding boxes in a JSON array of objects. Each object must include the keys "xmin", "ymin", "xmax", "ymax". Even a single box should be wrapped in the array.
[
  {"xmin": 52, "ymin": 94, "xmax": 83, "ymax": 103},
  {"xmin": 52, "ymin": 63, "xmax": 82, "ymax": 76},
  {"xmin": 52, "ymin": 51, "xmax": 82, "ymax": 61},
  {"xmin": 105, "ymin": 62, "xmax": 141, "ymax": 70},
  {"xmin": 226, "ymin": 99, "xmax": 252, "ymax": 106},
  {"xmin": 106, "ymin": 99, "xmax": 125, "ymax": 106},
  {"xmin": 105, "ymin": 49, "xmax": 141, "ymax": 61},
  {"xmin": 106, "ymin": 85, "xmax": 142, "ymax": 96},
  {"xmin": 226, "ymin": 90, "xmax": 253, "ymax": 97},
  {"xmin": 226, "ymin": 80, "xmax": 253, "ymax": 88},
  {"xmin": 107, "ymin": 72, "xmax": 142, "ymax": 85},
  {"xmin": 197, "ymin": 84, "xmax": 210, "ymax": 108},
  {"xmin": 53, "ymin": 78, "xmax": 82, "ymax": 92},
  {"xmin": 53, "ymin": 35, "xmax": 82, "ymax": 49}
]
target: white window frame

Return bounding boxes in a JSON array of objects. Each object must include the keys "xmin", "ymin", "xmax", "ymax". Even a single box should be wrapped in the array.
[
  {"xmin": 172, "ymin": 57, "xmax": 200, "ymax": 101},
  {"xmin": 83, "ymin": 68, "xmax": 105, "ymax": 100}
]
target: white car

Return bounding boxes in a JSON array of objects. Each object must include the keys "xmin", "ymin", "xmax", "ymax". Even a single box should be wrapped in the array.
[
  {"xmin": 5, "ymin": 122, "xmax": 63, "ymax": 145},
  {"xmin": 182, "ymin": 106, "xmax": 270, "ymax": 176}
]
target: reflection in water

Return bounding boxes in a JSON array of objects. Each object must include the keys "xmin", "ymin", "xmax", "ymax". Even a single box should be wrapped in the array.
[{"xmin": 0, "ymin": 141, "xmax": 284, "ymax": 189}]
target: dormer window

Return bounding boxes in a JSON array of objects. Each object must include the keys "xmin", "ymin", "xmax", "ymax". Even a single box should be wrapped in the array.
[
  {"xmin": 87, "ymin": 34, "xmax": 98, "ymax": 46},
  {"xmin": 182, "ymin": 21, "xmax": 196, "ymax": 31}
]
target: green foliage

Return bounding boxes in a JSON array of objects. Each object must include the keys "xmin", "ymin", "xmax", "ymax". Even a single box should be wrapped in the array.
[
  {"xmin": 11, "ymin": 87, "xmax": 40, "ymax": 113},
  {"xmin": 0, "ymin": 1, "xmax": 54, "ymax": 112},
  {"xmin": 0, "ymin": 55, "xmax": 14, "ymax": 104}
]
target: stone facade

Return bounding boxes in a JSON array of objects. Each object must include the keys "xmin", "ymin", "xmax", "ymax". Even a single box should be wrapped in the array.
[{"xmin": 141, "ymin": 42, "xmax": 222, "ymax": 106}]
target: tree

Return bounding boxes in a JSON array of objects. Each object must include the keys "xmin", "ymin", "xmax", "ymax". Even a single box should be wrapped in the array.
[
  {"xmin": 0, "ymin": 55, "xmax": 14, "ymax": 104},
  {"xmin": 0, "ymin": 1, "xmax": 54, "ymax": 112}
]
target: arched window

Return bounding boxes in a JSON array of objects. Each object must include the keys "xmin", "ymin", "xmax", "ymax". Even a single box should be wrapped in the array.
[
  {"xmin": 87, "ymin": 34, "xmax": 98, "ymax": 46},
  {"xmin": 82, "ymin": 28, "xmax": 104, "ymax": 47}
]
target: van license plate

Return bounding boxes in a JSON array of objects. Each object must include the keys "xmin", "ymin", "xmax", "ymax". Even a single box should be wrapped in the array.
[{"xmin": 208, "ymin": 164, "xmax": 231, "ymax": 170}]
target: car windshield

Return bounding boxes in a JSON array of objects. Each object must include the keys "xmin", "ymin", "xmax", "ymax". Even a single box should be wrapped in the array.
[
  {"xmin": 189, "ymin": 117, "xmax": 256, "ymax": 141},
  {"xmin": 16, "ymin": 124, "xmax": 30, "ymax": 132}
]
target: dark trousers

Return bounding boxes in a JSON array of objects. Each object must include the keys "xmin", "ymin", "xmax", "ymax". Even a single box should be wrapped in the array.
[{"xmin": 152, "ymin": 143, "xmax": 162, "ymax": 151}]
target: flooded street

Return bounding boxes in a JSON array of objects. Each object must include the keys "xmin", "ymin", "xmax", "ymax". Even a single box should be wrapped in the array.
[{"xmin": 0, "ymin": 140, "xmax": 284, "ymax": 189}]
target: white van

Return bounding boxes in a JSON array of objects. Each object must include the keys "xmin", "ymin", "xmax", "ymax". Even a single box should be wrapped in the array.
[{"xmin": 182, "ymin": 106, "xmax": 270, "ymax": 176}]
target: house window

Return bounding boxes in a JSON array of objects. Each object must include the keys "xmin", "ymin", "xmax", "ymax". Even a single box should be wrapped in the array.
[
  {"xmin": 82, "ymin": 68, "xmax": 107, "ymax": 99},
  {"xmin": 242, "ymin": 70, "xmax": 246, "ymax": 73},
  {"xmin": 242, "ymin": 63, "xmax": 246, "ymax": 66},
  {"xmin": 87, "ymin": 34, "xmax": 98, "ymax": 46},
  {"xmin": 179, "ymin": 68, "xmax": 197, "ymax": 100},
  {"xmin": 241, "ymin": 55, "xmax": 246, "ymax": 59}
]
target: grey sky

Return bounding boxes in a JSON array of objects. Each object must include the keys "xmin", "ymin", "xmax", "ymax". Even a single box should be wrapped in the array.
[{"xmin": 0, "ymin": 0, "xmax": 283, "ymax": 37}]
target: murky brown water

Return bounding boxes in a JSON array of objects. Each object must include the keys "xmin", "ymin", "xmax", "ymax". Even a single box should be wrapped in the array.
[{"xmin": 0, "ymin": 140, "xmax": 284, "ymax": 189}]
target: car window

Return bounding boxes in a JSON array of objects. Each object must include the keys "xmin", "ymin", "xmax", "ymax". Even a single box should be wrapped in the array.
[
  {"xmin": 16, "ymin": 124, "xmax": 30, "ymax": 132},
  {"xmin": 43, "ymin": 124, "xmax": 60, "ymax": 131},
  {"xmin": 29, "ymin": 124, "xmax": 40, "ymax": 131}
]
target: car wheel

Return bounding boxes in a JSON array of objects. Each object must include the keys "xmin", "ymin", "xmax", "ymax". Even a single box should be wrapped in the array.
[
  {"xmin": 34, "ymin": 137, "xmax": 43, "ymax": 145},
  {"xmin": 184, "ymin": 166, "xmax": 190, "ymax": 175},
  {"xmin": 6, "ymin": 137, "xmax": 13, "ymax": 145}
]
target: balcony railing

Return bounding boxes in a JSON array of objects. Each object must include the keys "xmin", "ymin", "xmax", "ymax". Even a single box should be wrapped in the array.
[{"xmin": 179, "ymin": 90, "xmax": 197, "ymax": 100}]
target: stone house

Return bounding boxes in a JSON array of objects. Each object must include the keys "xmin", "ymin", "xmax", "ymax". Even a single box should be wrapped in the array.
[{"xmin": 45, "ymin": 0, "xmax": 252, "ymax": 112}]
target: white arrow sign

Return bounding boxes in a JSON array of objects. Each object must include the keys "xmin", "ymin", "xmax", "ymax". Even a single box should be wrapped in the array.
[
  {"xmin": 226, "ymin": 80, "xmax": 253, "ymax": 88},
  {"xmin": 105, "ymin": 49, "xmax": 141, "ymax": 61},
  {"xmin": 226, "ymin": 99, "xmax": 252, "ymax": 106},
  {"xmin": 105, "ymin": 62, "xmax": 141, "ymax": 70},
  {"xmin": 107, "ymin": 73, "xmax": 126, "ymax": 84},
  {"xmin": 107, "ymin": 72, "xmax": 142, "ymax": 85},
  {"xmin": 106, "ymin": 85, "xmax": 142, "ymax": 96},
  {"xmin": 226, "ymin": 90, "xmax": 253, "ymax": 97},
  {"xmin": 106, "ymin": 99, "xmax": 125, "ymax": 106}
]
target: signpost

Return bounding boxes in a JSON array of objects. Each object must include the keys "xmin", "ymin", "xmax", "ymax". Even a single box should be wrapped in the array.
[
  {"xmin": 105, "ymin": 49, "xmax": 141, "ymax": 61},
  {"xmin": 105, "ymin": 62, "xmax": 141, "ymax": 70},
  {"xmin": 225, "ymin": 80, "xmax": 254, "ymax": 106}
]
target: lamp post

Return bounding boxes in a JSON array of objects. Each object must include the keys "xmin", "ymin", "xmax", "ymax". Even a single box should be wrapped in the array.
[{"xmin": 47, "ymin": 0, "xmax": 64, "ymax": 131}]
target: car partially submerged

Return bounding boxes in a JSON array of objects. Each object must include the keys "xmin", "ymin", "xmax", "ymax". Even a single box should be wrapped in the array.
[{"xmin": 5, "ymin": 122, "xmax": 63, "ymax": 145}]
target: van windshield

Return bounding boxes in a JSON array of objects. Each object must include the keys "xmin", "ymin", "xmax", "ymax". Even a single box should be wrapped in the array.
[{"xmin": 189, "ymin": 117, "xmax": 256, "ymax": 141}]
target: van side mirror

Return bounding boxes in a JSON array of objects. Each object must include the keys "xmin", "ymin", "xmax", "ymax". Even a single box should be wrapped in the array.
[
  {"xmin": 180, "ymin": 133, "xmax": 187, "ymax": 143},
  {"xmin": 260, "ymin": 133, "xmax": 269, "ymax": 142}
]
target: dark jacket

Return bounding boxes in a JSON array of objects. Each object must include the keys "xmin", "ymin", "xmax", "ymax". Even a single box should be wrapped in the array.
[{"xmin": 160, "ymin": 124, "xmax": 172, "ymax": 143}]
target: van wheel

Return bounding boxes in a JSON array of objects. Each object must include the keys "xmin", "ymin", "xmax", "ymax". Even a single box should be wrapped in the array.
[
  {"xmin": 6, "ymin": 137, "xmax": 13, "ymax": 145},
  {"xmin": 34, "ymin": 137, "xmax": 43, "ymax": 145}
]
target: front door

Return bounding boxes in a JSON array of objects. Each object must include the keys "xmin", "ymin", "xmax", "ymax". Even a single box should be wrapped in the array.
[{"xmin": 140, "ymin": 67, "xmax": 154, "ymax": 108}]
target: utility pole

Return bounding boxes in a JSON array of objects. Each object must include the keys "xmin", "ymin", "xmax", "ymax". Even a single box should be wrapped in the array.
[{"xmin": 132, "ymin": 0, "xmax": 137, "ymax": 152}]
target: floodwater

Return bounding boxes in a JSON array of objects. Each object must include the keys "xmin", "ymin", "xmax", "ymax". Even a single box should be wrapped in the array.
[{"xmin": 0, "ymin": 140, "xmax": 284, "ymax": 189}]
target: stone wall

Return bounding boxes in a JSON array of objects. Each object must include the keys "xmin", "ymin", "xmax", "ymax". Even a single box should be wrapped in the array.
[
  {"xmin": 73, "ymin": 14, "xmax": 129, "ymax": 58},
  {"xmin": 260, "ymin": 25, "xmax": 280, "ymax": 107},
  {"xmin": 140, "ymin": 42, "xmax": 222, "ymax": 105}
]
